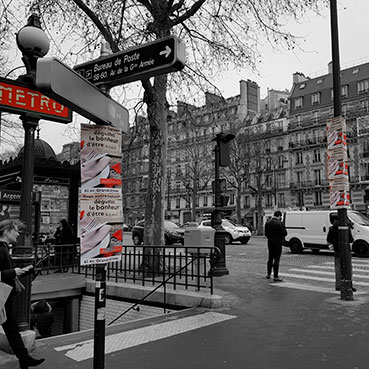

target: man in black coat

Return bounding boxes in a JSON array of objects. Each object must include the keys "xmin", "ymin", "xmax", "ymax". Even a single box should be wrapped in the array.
[
  {"xmin": 0, "ymin": 219, "xmax": 45, "ymax": 369},
  {"xmin": 264, "ymin": 210, "xmax": 287, "ymax": 282}
]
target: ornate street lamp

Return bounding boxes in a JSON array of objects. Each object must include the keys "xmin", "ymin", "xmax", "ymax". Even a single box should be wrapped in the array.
[{"xmin": 13, "ymin": 13, "xmax": 50, "ymax": 331}]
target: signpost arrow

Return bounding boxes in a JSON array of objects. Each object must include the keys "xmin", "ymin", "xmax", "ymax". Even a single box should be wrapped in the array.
[
  {"xmin": 74, "ymin": 35, "xmax": 186, "ymax": 87},
  {"xmin": 36, "ymin": 57, "xmax": 129, "ymax": 133}
]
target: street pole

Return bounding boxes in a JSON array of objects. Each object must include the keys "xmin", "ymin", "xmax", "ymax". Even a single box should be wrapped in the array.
[
  {"xmin": 210, "ymin": 137, "xmax": 229, "ymax": 276},
  {"xmin": 13, "ymin": 13, "xmax": 50, "ymax": 329},
  {"xmin": 94, "ymin": 264, "xmax": 107, "ymax": 369},
  {"xmin": 330, "ymin": 0, "xmax": 353, "ymax": 301}
]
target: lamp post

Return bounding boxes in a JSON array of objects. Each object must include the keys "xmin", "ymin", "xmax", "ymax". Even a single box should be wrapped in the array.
[
  {"xmin": 210, "ymin": 133, "xmax": 234, "ymax": 276},
  {"xmin": 13, "ymin": 13, "xmax": 50, "ymax": 330}
]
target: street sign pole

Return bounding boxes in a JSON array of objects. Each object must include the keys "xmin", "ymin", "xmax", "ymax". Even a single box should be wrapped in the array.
[
  {"xmin": 329, "ymin": 0, "xmax": 353, "ymax": 301},
  {"xmin": 94, "ymin": 264, "xmax": 106, "ymax": 369}
]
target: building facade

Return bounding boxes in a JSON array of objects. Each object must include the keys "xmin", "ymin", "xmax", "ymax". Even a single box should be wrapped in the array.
[{"xmin": 120, "ymin": 62, "xmax": 369, "ymax": 228}]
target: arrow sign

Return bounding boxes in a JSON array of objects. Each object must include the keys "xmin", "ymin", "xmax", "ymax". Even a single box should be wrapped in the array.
[
  {"xmin": 74, "ymin": 36, "xmax": 186, "ymax": 87},
  {"xmin": 159, "ymin": 46, "xmax": 172, "ymax": 58},
  {"xmin": 36, "ymin": 57, "xmax": 129, "ymax": 133}
]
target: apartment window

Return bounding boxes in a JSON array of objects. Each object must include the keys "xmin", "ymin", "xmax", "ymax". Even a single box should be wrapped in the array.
[
  {"xmin": 311, "ymin": 92, "xmax": 321, "ymax": 105},
  {"xmin": 265, "ymin": 175, "xmax": 272, "ymax": 187},
  {"xmin": 358, "ymin": 79, "xmax": 369, "ymax": 94},
  {"xmin": 203, "ymin": 195, "xmax": 208, "ymax": 207},
  {"xmin": 299, "ymin": 83, "xmax": 306, "ymax": 89},
  {"xmin": 278, "ymin": 139, "xmax": 283, "ymax": 151},
  {"xmin": 266, "ymin": 157, "xmax": 272, "ymax": 170},
  {"xmin": 341, "ymin": 85, "xmax": 349, "ymax": 97},
  {"xmin": 342, "ymin": 104, "xmax": 348, "ymax": 117},
  {"xmin": 296, "ymin": 115, "xmax": 302, "ymax": 125},
  {"xmin": 244, "ymin": 196, "xmax": 250, "ymax": 209},
  {"xmin": 314, "ymin": 169, "xmax": 321, "ymax": 185},
  {"xmin": 175, "ymin": 197, "xmax": 181, "ymax": 208},
  {"xmin": 229, "ymin": 193, "xmax": 235, "ymax": 205},
  {"xmin": 296, "ymin": 152, "xmax": 303, "ymax": 165},
  {"xmin": 314, "ymin": 191, "xmax": 323, "ymax": 206},
  {"xmin": 196, "ymin": 196, "xmax": 199, "ymax": 207},
  {"xmin": 297, "ymin": 192, "xmax": 304, "ymax": 207},
  {"xmin": 297, "ymin": 171, "xmax": 304, "ymax": 183},
  {"xmin": 294, "ymin": 97, "xmax": 303, "ymax": 109},
  {"xmin": 278, "ymin": 156, "xmax": 285, "ymax": 168},
  {"xmin": 313, "ymin": 111, "xmax": 319, "ymax": 124},
  {"xmin": 176, "ymin": 181, "xmax": 180, "ymax": 192},
  {"xmin": 313, "ymin": 149, "xmax": 321, "ymax": 162},
  {"xmin": 266, "ymin": 194, "xmax": 273, "ymax": 207},
  {"xmin": 277, "ymin": 173, "xmax": 285, "ymax": 188},
  {"xmin": 278, "ymin": 193, "xmax": 285, "ymax": 206}
]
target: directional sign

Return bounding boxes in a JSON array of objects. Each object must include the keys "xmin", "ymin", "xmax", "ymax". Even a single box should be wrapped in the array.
[
  {"xmin": 36, "ymin": 58, "xmax": 129, "ymax": 133},
  {"xmin": 74, "ymin": 36, "xmax": 186, "ymax": 87},
  {"xmin": 0, "ymin": 77, "xmax": 72, "ymax": 123}
]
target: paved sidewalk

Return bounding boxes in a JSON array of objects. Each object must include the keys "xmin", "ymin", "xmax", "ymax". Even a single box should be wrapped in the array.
[{"xmin": 2, "ymin": 260, "xmax": 369, "ymax": 368}]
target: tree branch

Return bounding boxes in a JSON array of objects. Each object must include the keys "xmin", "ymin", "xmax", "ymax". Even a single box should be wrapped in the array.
[
  {"xmin": 170, "ymin": 0, "xmax": 207, "ymax": 27},
  {"xmin": 72, "ymin": 0, "xmax": 119, "ymax": 52}
]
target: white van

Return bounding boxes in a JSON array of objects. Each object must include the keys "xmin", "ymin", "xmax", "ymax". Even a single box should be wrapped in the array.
[{"xmin": 283, "ymin": 210, "xmax": 369, "ymax": 257}]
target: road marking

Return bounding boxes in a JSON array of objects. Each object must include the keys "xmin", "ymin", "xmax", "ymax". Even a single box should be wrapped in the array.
[
  {"xmin": 288, "ymin": 268, "xmax": 369, "ymax": 278},
  {"xmin": 279, "ymin": 272, "xmax": 369, "ymax": 286},
  {"xmin": 55, "ymin": 311, "xmax": 236, "ymax": 362},
  {"xmin": 271, "ymin": 282, "xmax": 368, "ymax": 295}
]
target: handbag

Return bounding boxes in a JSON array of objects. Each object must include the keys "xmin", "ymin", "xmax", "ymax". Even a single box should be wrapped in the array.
[{"xmin": 0, "ymin": 273, "xmax": 13, "ymax": 324}]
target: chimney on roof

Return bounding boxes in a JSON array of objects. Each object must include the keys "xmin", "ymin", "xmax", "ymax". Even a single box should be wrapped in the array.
[
  {"xmin": 238, "ymin": 79, "xmax": 260, "ymax": 121},
  {"xmin": 292, "ymin": 72, "xmax": 308, "ymax": 84},
  {"xmin": 328, "ymin": 61, "xmax": 333, "ymax": 74}
]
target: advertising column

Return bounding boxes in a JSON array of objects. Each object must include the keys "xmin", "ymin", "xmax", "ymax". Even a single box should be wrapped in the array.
[{"xmin": 80, "ymin": 124, "xmax": 123, "ymax": 265}]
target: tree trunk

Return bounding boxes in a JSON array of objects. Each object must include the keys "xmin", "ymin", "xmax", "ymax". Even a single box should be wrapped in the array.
[
  {"xmin": 141, "ymin": 73, "xmax": 168, "ymax": 275},
  {"xmin": 236, "ymin": 186, "xmax": 242, "ymax": 224}
]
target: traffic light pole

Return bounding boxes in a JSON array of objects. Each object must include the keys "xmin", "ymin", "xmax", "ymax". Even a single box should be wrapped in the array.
[
  {"xmin": 330, "ymin": 0, "xmax": 353, "ymax": 301},
  {"xmin": 210, "ymin": 140, "xmax": 229, "ymax": 276}
]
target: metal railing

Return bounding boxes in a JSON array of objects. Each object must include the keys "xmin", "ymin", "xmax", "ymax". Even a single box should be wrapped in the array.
[{"xmin": 33, "ymin": 244, "xmax": 219, "ymax": 295}]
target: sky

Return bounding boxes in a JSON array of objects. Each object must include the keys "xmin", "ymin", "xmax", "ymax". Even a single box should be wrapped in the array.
[{"xmin": 2, "ymin": 0, "xmax": 369, "ymax": 155}]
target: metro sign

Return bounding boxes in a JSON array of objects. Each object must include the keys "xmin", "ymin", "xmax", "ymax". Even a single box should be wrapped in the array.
[
  {"xmin": 74, "ymin": 36, "xmax": 186, "ymax": 87},
  {"xmin": 0, "ymin": 77, "xmax": 72, "ymax": 123}
]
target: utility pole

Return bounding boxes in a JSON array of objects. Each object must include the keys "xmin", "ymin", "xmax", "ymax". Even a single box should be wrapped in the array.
[{"xmin": 329, "ymin": 0, "xmax": 353, "ymax": 301}]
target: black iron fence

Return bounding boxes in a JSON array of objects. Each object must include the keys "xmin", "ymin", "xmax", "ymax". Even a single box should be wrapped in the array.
[{"xmin": 33, "ymin": 244, "xmax": 219, "ymax": 295}]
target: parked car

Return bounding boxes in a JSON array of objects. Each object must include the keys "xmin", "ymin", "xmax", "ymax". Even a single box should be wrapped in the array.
[
  {"xmin": 132, "ymin": 220, "xmax": 184, "ymax": 245},
  {"xmin": 123, "ymin": 224, "xmax": 132, "ymax": 231},
  {"xmin": 198, "ymin": 219, "xmax": 251, "ymax": 244}
]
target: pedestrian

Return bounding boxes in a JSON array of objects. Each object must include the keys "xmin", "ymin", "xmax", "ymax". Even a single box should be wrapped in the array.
[
  {"xmin": 0, "ymin": 219, "xmax": 45, "ymax": 369},
  {"xmin": 30, "ymin": 300, "xmax": 54, "ymax": 338},
  {"xmin": 54, "ymin": 219, "xmax": 75, "ymax": 272},
  {"xmin": 264, "ymin": 210, "xmax": 287, "ymax": 282},
  {"xmin": 326, "ymin": 215, "xmax": 356, "ymax": 292}
]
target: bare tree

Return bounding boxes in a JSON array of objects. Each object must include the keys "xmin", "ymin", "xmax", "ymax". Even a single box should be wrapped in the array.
[
  {"xmin": 173, "ymin": 142, "xmax": 212, "ymax": 221},
  {"xmin": 3, "ymin": 0, "xmax": 328, "ymax": 249}
]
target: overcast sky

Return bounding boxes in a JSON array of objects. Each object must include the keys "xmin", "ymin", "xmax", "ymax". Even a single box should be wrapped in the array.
[{"xmin": 3, "ymin": 0, "xmax": 369, "ymax": 155}]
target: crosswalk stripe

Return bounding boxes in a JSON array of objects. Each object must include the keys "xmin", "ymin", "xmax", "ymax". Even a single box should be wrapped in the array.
[
  {"xmin": 271, "ymin": 282, "xmax": 368, "ymax": 295},
  {"xmin": 288, "ymin": 268, "xmax": 369, "ymax": 279},
  {"xmin": 55, "ymin": 311, "xmax": 236, "ymax": 362},
  {"xmin": 279, "ymin": 272, "xmax": 369, "ymax": 286}
]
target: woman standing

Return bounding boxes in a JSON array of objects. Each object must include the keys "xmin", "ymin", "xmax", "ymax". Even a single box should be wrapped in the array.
[
  {"xmin": 54, "ymin": 219, "xmax": 75, "ymax": 272},
  {"xmin": 0, "ymin": 219, "xmax": 45, "ymax": 369}
]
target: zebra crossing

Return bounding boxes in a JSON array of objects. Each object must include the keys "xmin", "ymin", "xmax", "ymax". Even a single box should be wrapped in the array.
[{"xmin": 273, "ymin": 259, "xmax": 369, "ymax": 294}]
